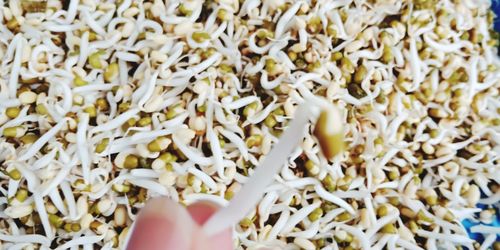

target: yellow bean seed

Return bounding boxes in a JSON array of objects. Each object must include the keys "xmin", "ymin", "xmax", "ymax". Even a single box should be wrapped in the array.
[
  {"xmin": 95, "ymin": 138, "xmax": 109, "ymax": 153},
  {"xmin": 73, "ymin": 75, "xmax": 88, "ymax": 86},
  {"xmin": 264, "ymin": 115, "xmax": 277, "ymax": 128},
  {"xmin": 377, "ymin": 205, "xmax": 388, "ymax": 217},
  {"xmin": 15, "ymin": 188, "xmax": 28, "ymax": 202},
  {"xmin": 246, "ymin": 135, "xmax": 262, "ymax": 148},
  {"xmin": 192, "ymin": 32, "xmax": 210, "ymax": 43},
  {"xmin": 137, "ymin": 117, "xmax": 152, "ymax": 127},
  {"xmin": 104, "ymin": 63, "xmax": 119, "ymax": 82},
  {"xmin": 240, "ymin": 217, "xmax": 253, "ymax": 228},
  {"xmin": 337, "ymin": 212, "xmax": 352, "ymax": 221},
  {"xmin": 124, "ymin": 155, "xmax": 139, "ymax": 169},
  {"xmin": 308, "ymin": 207, "xmax": 324, "ymax": 222},
  {"xmin": 20, "ymin": 133, "xmax": 39, "ymax": 144},
  {"xmin": 89, "ymin": 52, "xmax": 103, "ymax": 69},
  {"xmin": 314, "ymin": 110, "xmax": 344, "ymax": 159},
  {"xmin": 381, "ymin": 223, "xmax": 397, "ymax": 234},
  {"xmin": 8, "ymin": 169, "xmax": 22, "ymax": 180},
  {"xmin": 217, "ymin": 9, "xmax": 229, "ymax": 21},
  {"xmin": 179, "ymin": 4, "xmax": 192, "ymax": 16},
  {"xmin": 83, "ymin": 105, "xmax": 97, "ymax": 118},
  {"xmin": 36, "ymin": 104, "xmax": 48, "ymax": 115},
  {"xmin": 6, "ymin": 107, "xmax": 20, "ymax": 119},
  {"xmin": 49, "ymin": 214, "xmax": 63, "ymax": 228},
  {"xmin": 353, "ymin": 65, "xmax": 367, "ymax": 84},
  {"xmin": 3, "ymin": 127, "xmax": 19, "ymax": 138}
]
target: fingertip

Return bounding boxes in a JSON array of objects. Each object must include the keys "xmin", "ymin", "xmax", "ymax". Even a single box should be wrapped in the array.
[
  {"xmin": 126, "ymin": 198, "xmax": 193, "ymax": 250},
  {"xmin": 208, "ymin": 228, "xmax": 233, "ymax": 250},
  {"xmin": 190, "ymin": 225, "xmax": 233, "ymax": 250},
  {"xmin": 187, "ymin": 202, "xmax": 233, "ymax": 250}
]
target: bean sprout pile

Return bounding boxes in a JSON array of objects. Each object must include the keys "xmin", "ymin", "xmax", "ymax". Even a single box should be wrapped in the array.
[{"xmin": 0, "ymin": 0, "xmax": 499, "ymax": 249}]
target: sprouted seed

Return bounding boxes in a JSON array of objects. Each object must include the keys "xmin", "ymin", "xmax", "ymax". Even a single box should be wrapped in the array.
[
  {"xmin": 0, "ymin": 0, "xmax": 499, "ymax": 249},
  {"xmin": 314, "ymin": 109, "xmax": 345, "ymax": 160}
]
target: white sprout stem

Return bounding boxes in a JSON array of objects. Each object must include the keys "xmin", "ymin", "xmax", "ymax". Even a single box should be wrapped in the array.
[
  {"xmin": 202, "ymin": 103, "xmax": 312, "ymax": 236},
  {"xmin": 57, "ymin": 80, "xmax": 73, "ymax": 115},
  {"xmin": 65, "ymin": 0, "xmax": 78, "ymax": 23},
  {"xmin": 172, "ymin": 134, "xmax": 213, "ymax": 166},
  {"xmin": 81, "ymin": 8, "xmax": 106, "ymax": 36},
  {"xmin": 60, "ymin": 181, "xmax": 78, "ymax": 220},
  {"xmin": 218, "ymin": 128, "xmax": 249, "ymax": 160},
  {"xmin": 366, "ymin": 212, "xmax": 400, "ymax": 238},
  {"xmin": 130, "ymin": 169, "xmax": 159, "ymax": 178},
  {"xmin": 77, "ymin": 31, "xmax": 89, "ymax": 68},
  {"xmin": 245, "ymin": 98, "xmax": 277, "ymax": 125},
  {"xmin": 41, "ymin": 159, "xmax": 75, "ymax": 196},
  {"xmin": 260, "ymin": 71, "xmax": 283, "ymax": 90},
  {"xmin": 396, "ymin": 238, "xmax": 424, "ymax": 250},
  {"xmin": 479, "ymin": 234, "xmax": 497, "ymax": 250},
  {"xmin": 479, "ymin": 193, "xmax": 500, "ymax": 204},
  {"xmin": 314, "ymin": 185, "xmax": 355, "ymax": 214},
  {"xmin": 258, "ymin": 191, "xmax": 279, "ymax": 221},
  {"xmin": 116, "ymin": 51, "xmax": 141, "ymax": 62},
  {"xmin": 281, "ymin": 202, "xmax": 321, "ymax": 234},
  {"xmin": 77, "ymin": 113, "xmax": 91, "ymax": 183},
  {"xmin": 0, "ymin": 98, "xmax": 21, "ymax": 108},
  {"xmin": 470, "ymin": 224, "xmax": 500, "ymax": 234},
  {"xmin": 187, "ymin": 168, "xmax": 217, "ymax": 190},
  {"xmin": 55, "ymin": 235, "xmax": 105, "ymax": 250},
  {"xmin": 275, "ymin": 1, "xmax": 302, "ymax": 38},
  {"xmin": 423, "ymin": 34, "xmax": 467, "ymax": 53},
  {"xmin": 138, "ymin": 71, "xmax": 159, "ymax": 109},
  {"xmin": 408, "ymin": 37, "xmax": 422, "ymax": 91},
  {"xmin": 49, "ymin": 189, "xmax": 68, "ymax": 215},
  {"xmin": 183, "ymin": 193, "xmax": 229, "ymax": 207},
  {"xmin": 34, "ymin": 191, "xmax": 53, "ymax": 239},
  {"xmin": 267, "ymin": 210, "xmax": 291, "ymax": 240},
  {"xmin": 90, "ymin": 108, "xmax": 139, "ymax": 134},
  {"xmin": 130, "ymin": 129, "xmax": 174, "ymax": 142},
  {"xmin": 206, "ymin": 92, "xmax": 225, "ymax": 177},
  {"xmin": 7, "ymin": 178, "xmax": 20, "ymax": 198},
  {"xmin": 287, "ymin": 220, "xmax": 320, "ymax": 238},
  {"xmin": 247, "ymin": 33, "xmax": 274, "ymax": 54},
  {"xmin": 416, "ymin": 229, "xmax": 474, "ymax": 245},
  {"xmin": 372, "ymin": 234, "xmax": 392, "ymax": 250},
  {"xmin": 127, "ymin": 178, "xmax": 168, "ymax": 196},
  {"xmin": 13, "ymin": 163, "xmax": 39, "ymax": 192},
  {"xmin": 73, "ymin": 83, "xmax": 117, "ymax": 94},
  {"xmin": 284, "ymin": 177, "xmax": 320, "ymax": 188},
  {"xmin": 223, "ymin": 95, "xmax": 260, "ymax": 110},
  {"xmin": 18, "ymin": 118, "xmax": 68, "ymax": 162},
  {"xmin": 337, "ymin": 223, "xmax": 371, "ymax": 250},
  {"xmin": 0, "ymin": 233, "xmax": 51, "ymax": 246},
  {"xmin": 8, "ymin": 35, "xmax": 24, "ymax": 98},
  {"xmin": 467, "ymin": 56, "xmax": 479, "ymax": 101}
]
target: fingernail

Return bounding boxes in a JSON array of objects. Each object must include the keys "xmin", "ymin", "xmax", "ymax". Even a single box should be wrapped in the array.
[
  {"xmin": 187, "ymin": 202, "xmax": 218, "ymax": 226},
  {"xmin": 187, "ymin": 202, "xmax": 234, "ymax": 250},
  {"xmin": 126, "ymin": 198, "xmax": 192, "ymax": 250}
]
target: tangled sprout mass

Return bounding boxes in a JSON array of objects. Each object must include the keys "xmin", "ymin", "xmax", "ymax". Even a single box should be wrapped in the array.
[{"xmin": 0, "ymin": 0, "xmax": 499, "ymax": 249}]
